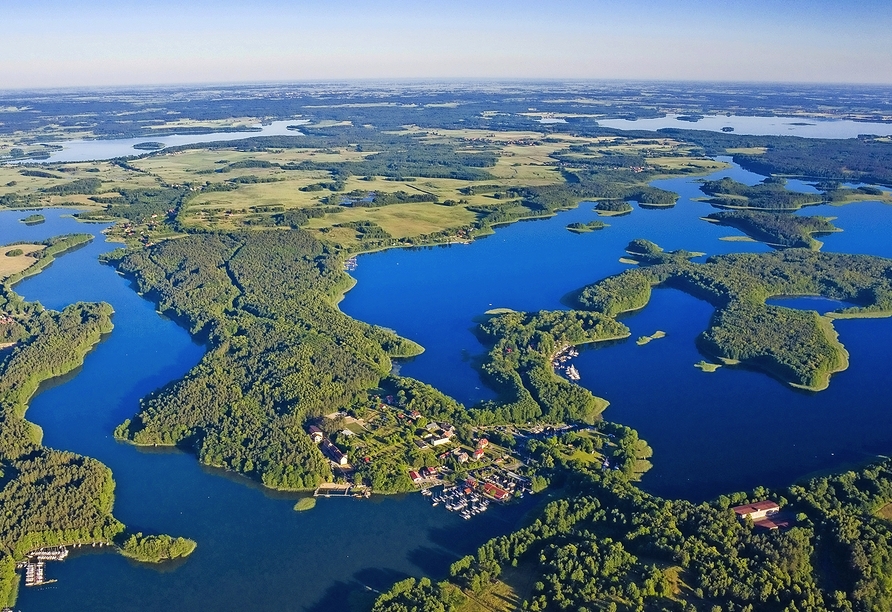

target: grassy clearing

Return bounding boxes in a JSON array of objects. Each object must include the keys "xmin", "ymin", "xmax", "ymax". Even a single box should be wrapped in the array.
[
  {"xmin": 694, "ymin": 360, "xmax": 722, "ymax": 373},
  {"xmin": 877, "ymin": 503, "xmax": 892, "ymax": 521},
  {"xmin": 0, "ymin": 244, "xmax": 45, "ymax": 279},
  {"xmin": 636, "ymin": 330, "xmax": 666, "ymax": 345},
  {"xmin": 293, "ymin": 497, "xmax": 317, "ymax": 512}
]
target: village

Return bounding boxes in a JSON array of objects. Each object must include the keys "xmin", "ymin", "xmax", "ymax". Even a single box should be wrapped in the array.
[{"xmin": 301, "ymin": 391, "xmax": 632, "ymax": 520}]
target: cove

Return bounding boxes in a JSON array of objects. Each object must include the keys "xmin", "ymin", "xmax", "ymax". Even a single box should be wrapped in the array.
[
  {"xmin": 5, "ymin": 209, "xmax": 534, "ymax": 612},
  {"xmin": 341, "ymin": 159, "xmax": 892, "ymax": 500}
]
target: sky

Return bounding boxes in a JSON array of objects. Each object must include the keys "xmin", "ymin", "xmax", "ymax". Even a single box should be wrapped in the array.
[{"xmin": 2, "ymin": 0, "xmax": 891, "ymax": 89}]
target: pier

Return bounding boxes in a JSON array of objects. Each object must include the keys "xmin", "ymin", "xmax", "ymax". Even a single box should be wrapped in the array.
[{"xmin": 313, "ymin": 483, "xmax": 371, "ymax": 498}]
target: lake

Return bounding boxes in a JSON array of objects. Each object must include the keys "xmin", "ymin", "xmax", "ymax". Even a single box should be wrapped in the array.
[
  {"xmin": 7, "ymin": 157, "xmax": 892, "ymax": 610},
  {"xmin": 340, "ymin": 159, "xmax": 892, "ymax": 499},
  {"xmin": 597, "ymin": 114, "xmax": 892, "ymax": 139},
  {"xmin": 26, "ymin": 120, "xmax": 306, "ymax": 164},
  {"xmin": 6, "ymin": 209, "xmax": 535, "ymax": 612}
]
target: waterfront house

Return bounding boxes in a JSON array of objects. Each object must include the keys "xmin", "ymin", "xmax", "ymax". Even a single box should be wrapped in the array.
[
  {"xmin": 483, "ymin": 482, "xmax": 509, "ymax": 501},
  {"xmin": 409, "ymin": 470, "xmax": 422, "ymax": 483}
]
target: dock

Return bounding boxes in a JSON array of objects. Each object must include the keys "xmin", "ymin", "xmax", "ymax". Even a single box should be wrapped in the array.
[
  {"xmin": 15, "ymin": 546, "xmax": 70, "ymax": 588},
  {"xmin": 313, "ymin": 483, "xmax": 371, "ymax": 498}
]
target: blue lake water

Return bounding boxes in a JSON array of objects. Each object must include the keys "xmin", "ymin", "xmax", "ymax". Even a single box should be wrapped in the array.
[
  {"xmin": 4, "ymin": 209, "xmax": 534, "ymax": 612},
  {"xmin": 340, "ymin": 159, "xmax": 892, "ymax": 499},
  {"xmin": 27, "ymin": 120, "xmax": 305, "ymax": 164},
  {"xmin": 5, "ymin": 156, "xmax": 892, "ymax": 610}
]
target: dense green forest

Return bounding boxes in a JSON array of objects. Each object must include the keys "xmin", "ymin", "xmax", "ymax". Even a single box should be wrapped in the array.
[
  {"xmin": 118, "ymin": 533, "xmax": 197, "ymax": 563},
  {"xmin": 473, "ymin": 310, "xmax": 629, "ymax": 425},
  {"xmin": 0, "ymin": 241, "xmax": 194, "ymax": 606},
  {"xmin": 575, "ymin": 241, "xmax": 892, "ymax": 390},
  {"xmin": 109, "ymin": 230, "xmax": 422, "ymax": 490},
  {"xmin": 374, "ymin": 458, "xmax": 892, "ymax": 612},
  {"xmin": 704, "ymin": 211, "xmax": 839, "ymax": 249}
]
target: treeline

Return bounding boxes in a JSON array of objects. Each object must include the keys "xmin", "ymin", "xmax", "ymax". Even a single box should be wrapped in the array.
[
  {"xmin": 661, "ymin": 129, "xmax": 892, "ymax": 187},
  {"xmin": 4, "ymin": 233, "xmax": 93, "ymax": 286},
  {"xmin": 705, "ymin": 210, "xmax": 839, "ymax": 249},
  {"xmin": 89, "ymin": 187, "xmax": 190, "ymax": 223},
  {"xmin": 376, "ymin": 458, "xmax": 892, "ymax": 612},
  {"xmin": 575, "ymin": 241, "xmax": 892, "ymax": 390},
  {"xmin": 109, "ymin": 230, "xmax": 423, "ymax": 490}
]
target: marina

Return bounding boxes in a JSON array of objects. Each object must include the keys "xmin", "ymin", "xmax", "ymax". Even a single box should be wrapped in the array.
[{"xmin": 15, "ymin": 547, "xmax": 70, "ymax": 588}]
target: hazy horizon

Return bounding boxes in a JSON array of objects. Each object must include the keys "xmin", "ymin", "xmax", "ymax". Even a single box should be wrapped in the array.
[{"xmin": 4, "ymin": 0, "xmax": 891, "ymax": 89}]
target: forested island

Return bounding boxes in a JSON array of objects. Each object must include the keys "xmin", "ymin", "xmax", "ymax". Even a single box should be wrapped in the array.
[{"xmin": 703, "ymin": 210, "xmax": 840, "ymax": 249}]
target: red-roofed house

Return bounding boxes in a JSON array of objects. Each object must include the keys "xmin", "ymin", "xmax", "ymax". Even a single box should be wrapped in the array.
[
  {"xmin": 472, "ymin": 449, "xmax": 485, "ymax": 461},
  {"xmin": 483, "ymin": 482, "xmax": 509, "ymax": 501},
  {"xmin": 477, "ymin": 438, "xmax": 489, "ymax": 449},
  {"xmin": 732, "ymin": 501, "xmax": 780, "ymax": 521},
  {"xmin": 409, "ymin": 470, "xmax": 422, "ymax": 483}
]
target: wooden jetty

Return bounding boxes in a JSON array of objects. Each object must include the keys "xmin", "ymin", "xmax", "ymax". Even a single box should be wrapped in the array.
[{"xmin": 313, "ymin": 483, "xmax": 371, "ymax": 498}]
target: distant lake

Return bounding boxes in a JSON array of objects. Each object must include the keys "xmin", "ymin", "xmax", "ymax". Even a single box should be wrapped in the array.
[
  {"xmin": 598, "ymin": 114, "xmax": 892, "ymax": 138},
  {"xmin": 26, "ymin": 120, "xmax": 307, "ymax": 163}
]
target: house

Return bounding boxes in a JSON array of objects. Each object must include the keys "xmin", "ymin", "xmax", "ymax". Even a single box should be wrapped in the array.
[
  {"xmin": 414, "ymin": 439, "xmax": 429, "ymax": 450},
  {"xmin": 431, "ymin": 436, "xmax": 451, "ymax": 447},
  {"xmin": 320, "ymin": 439, "xmax": 348, "ymax": 466},
  {"xmin": 456, "ymin": 451, "xmax": 470, "ymax": 463},
  {"xmin": 732, "ymin": 500, "xmax": 780, "ymax": 522},
  {"xmin": 477, "ymin": 438, "xmax": 489, "ymax": 449},
  {"xmin": 422, "ymin": 466, "xmax": 437, "ymax": 478},
  {"xmin": 340, "ymin": 428, "xmax": 355, "ymax": 437},
  {"xmin": 409, "ymin": 470, "xmax": 423, "ymax": 483},
  {"xmin": 483, "ymin": 482, "xmax": 509, "ymax": 501},
  {"xmin": 472, "ymin": 449, "xmax": 485, "ymax": 461},
  {"xmin": 307, "ymin": 425, "xmax": 324, "ymax": 444}
]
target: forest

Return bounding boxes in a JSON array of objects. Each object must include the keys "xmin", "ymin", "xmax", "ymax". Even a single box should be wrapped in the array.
[
  {"xmin": 472, "ymin": 310, "xmax": 629, "ymax": 426},
  {"xmin": 574, "ymin": 241, "xmax": 892, "ymax": 390},
  {"xmin": 374, "ymin": 457, "xmax": 892, "ymax": 612},
  {"xmin": 108, "ymin": 230, "xmax": 422, "ymax": 490}
]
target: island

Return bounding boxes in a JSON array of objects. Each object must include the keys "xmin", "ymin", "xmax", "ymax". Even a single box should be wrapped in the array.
[
  {"xmin": 566, "ymin": 220, "xmax": 608, "ymax": 233},
  {"xmin": 703, "ymin": 210, "xmax": 840, "ymax": 249},
  {"xmin": 19, "ymin": 214, "xmax": 44, "ymax": 225}
]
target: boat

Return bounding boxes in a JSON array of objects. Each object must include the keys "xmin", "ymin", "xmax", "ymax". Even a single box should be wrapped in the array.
[{"xmin": 566, "ymin": 365, "xmax": 580, "ymax": 381}]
